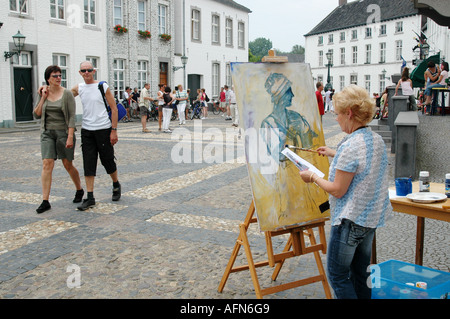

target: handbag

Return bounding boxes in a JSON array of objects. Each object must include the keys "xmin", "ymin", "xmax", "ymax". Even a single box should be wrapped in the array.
[{"xmin": 98, "ymin": 81, "xmax": 127, "ymax": 122}]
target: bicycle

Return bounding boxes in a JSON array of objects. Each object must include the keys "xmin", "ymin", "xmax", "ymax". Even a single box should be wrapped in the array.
[
  {"xmin": 212, "ymin": 99, "xmax": 227, "ymax": 115},
  {"xmin": 190, "ymin": 101, "xmax": 202, "ymax": 120}
]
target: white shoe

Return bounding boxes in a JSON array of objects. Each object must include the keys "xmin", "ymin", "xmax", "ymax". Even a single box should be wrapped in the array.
[
  {"xmin": 200, "ymin": 117, "xmax": 205, "ymax": 120},
  {"xmin": 164, "ymin": 129, "xmax": 172, "ymax": 133}
]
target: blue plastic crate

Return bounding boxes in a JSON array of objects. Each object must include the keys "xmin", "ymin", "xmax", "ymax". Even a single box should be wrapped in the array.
[{"xmin": 370, "ymin": 260, "xmax": 450, "ymax": 299}]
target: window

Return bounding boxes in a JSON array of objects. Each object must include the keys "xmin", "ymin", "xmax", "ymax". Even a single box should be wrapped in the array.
[
  {"xmin": 137, "ymin": 1, "xmax": 146, "ymax": 31},
  {"xmin": 328, "ymin": 49, "xmax": 334, "ymax": 65},
  {"xmin": 352, "ymin": 46, "xmax": 358, "ymax": 64},
  {"xmin": 379, "ymin": 24, "xmax": 386, "ymax": 36},
  {"xmin": 365, "ymin": 27, "xmax": 372, "ymax": 38},
  {"xmin": 365, "ymin": 44, "xmax": 371, "ymax": 64},
  {"xmin": 350, "ymin": 74, "xmax": 358, "ymax": 85},
  {"xmin": 158, "ymin": 4, "xmax": 167, "ymax": 35},
  {"xmin": 328, "ymin": 34, "xmax": 333, "ymax": 44},
  {"xmin": 212, "ymin": 15, "xmax": 220, "ymax": 44},
  {"xmin": 86, "ymin": 56, "xmax": 99, "ymax": 80},
  {"xmin": 53, "ymin": 54, "xmax": 68, "ymax": 88},
  {"xmin": 340, "ymin": 48, "xmax": 345, "ymax": 65},
  {"xmin": 318, "ymin": 50, "xmax": 323, "ymax": 67},
  {"xmin": 212, "ymin": 63, "xmax": 220, "ymax": 97},
  {"xmin": 339, "ymin": 76, "xmax": 345, "ymax": 91},
  {"xmin": 340, "ymin": 32, "xmax": 345, "ymax": 42},
  {"xmin": 379, "ymin": 74, "xmax": 386, "ymax": 93},
  {"xmin": 317, "ymin": 75, "xmax": 323, "ymax": 83},
  {"xmin": 395, "ymin": 21, "xmax": 403, "ymax": 33},
  {"xmin": 137, "ymin": 61, "xmax": 148, "ymax": 89},
  {"xmin": 191, "ymin": 9, "xmax": 201, "ymax": 41},
  {"xmin": 225, "ymin": 19, "xmax": 233, "ymax": 47},
  {"xmin": 351, "ymin": 29, "xmax": 357, "ymax": 40},
  {"xmin": 318, "ymin": 36, "xmax": 323, "ymax": 45},
  {"xmin": 226, "ymin": 64, "xmax": 232, "ymax": 86},
  {"xmin": 84, "ymin": 0, "xmax": 96, "ymax": 25},
  {"xmin": 113, "ymin": 59, "xmax": 125, "ymax": 100},
  {"xmin": 113, "ymin": 0, "xmax": 123, "ymax": 26},
  {"xmin": 12, "ymin": 52, "xmax": 31, "ymax": 67},
  {"xmin": 396, "ymin": 40, "xmax": 403, "ymax": 61},
  {"xmin": 238, "ymin": 22, "xmax": 245, "ymax": 48},
  {"xmin": 365, "ymin": 75, "xmax": 371, "ymax": 92},
  {"xmin": 50, "ymin": 0, "xmax": 65, "ymax": 20},
  {"xmin": 10, "ymin": 0, "xmax": 28, "ymax": 14},
  {"xmin": 379, "ymin": 42, "xmax": 386, "ymax": 63}
]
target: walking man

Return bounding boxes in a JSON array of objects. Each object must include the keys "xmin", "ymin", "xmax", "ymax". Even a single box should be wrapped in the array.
[
  {"xmin": 139, "ymin": 83, "xmax": 153, "ymax": 133},
  {"xmin": 71, "ymin": 61, "xmax": 121, "ymax": 211}
]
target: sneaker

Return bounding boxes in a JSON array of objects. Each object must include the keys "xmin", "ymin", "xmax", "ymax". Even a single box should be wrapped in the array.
[
  {"xmin": 36, "ymin": 200, "xmax": 51, "ymax": 214},
  {"xmin": 77, "ymin": 198, "xmax": 95, "ymax": 211},
  {"xmin": 112, "ymin": 183, "xmax": 121, "ymax": 201},
  {"xmin": 164, "ymin": 129, "xmax": 172, "ymax": 133},
  {"xmin": 225, "ymin": 117, "xmax": 232, "ymax": 121},
  {"xmin": 73, "ymin": 189, "xmax": 84, "ymax": 203}
]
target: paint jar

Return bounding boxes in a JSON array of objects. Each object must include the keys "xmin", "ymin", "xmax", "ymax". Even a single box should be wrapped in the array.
[
  {"xmin": 395, "ymin": 177, "xmax": 412, "ymax": 196},
  {"xmin": 445, "ymin": 174, "xmax": 450, "ymax": 198},
  {"xmin": 419, "ymin": 171, "xmax": 430, "ymax": 192}
]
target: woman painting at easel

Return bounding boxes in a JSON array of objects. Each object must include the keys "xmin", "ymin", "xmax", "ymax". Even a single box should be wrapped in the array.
[{"xmin": 299, "ymin": 85, "xmax": 392, "ymax": 299}]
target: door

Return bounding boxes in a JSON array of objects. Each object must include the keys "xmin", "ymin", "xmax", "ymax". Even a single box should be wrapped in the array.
[
  {"xmin": 188, "ymin": 74, "xmax": 201, "ymax": 104},
  {"xmin": 159, "ymin": 62, "xmax": 168, "ymax": 86},
  {"xmin": 14, "ymin": 68, "xmax": 33, "ymax": 122}
]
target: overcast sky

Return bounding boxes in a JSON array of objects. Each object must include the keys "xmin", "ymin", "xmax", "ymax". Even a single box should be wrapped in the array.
[{"xmin": 236, "ymin": 0, "xmax": 339, "ymax": 51}]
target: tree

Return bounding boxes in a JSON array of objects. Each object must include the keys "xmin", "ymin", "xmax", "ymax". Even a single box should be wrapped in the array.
[{"xmin": 249, "ymin": 37, "xmax": 273, "ymax": 60}]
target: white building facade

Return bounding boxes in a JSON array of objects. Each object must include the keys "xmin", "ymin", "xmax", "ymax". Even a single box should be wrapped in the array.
[
  {"xmin": 1, "ymin": 0, "xmax": 108, "ymax": 127},
  {"xmin": 305, "ymin": 0, "xmax": 450, "ymax": 96},
  {"xmin": 173, "ymin": 0, "xmax": 250, "ymax": 101}
]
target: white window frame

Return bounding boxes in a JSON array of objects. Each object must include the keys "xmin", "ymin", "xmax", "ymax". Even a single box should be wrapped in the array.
[
  {"xmin": 339, "ymin": 75, "xmax": 345, "ymax": 91},
  {"xmin": 365, "ymin": 44, "xmax": 371, "ymax": 64},
  {"xmin": 352, "ymin": 46, "xmax": 358, "ymax": 64},
  {"xmin": 340, "ymin": 32, "xmax": 345, "ymax": 42},
  {"xmin": 50, "ymin": 0, "xmax": 65, "ymax": 20},
  {"xmin": 212, "ymin": 14, "xmax": 220, "ymax": 44},
  {"xmin": 12, "ymin": 52, "xmax": 32, "ymax": 68},
  {"xmin": 158, "ymin": 4, "xmax": 167, "ymax": 35},
  {"xmin": 84, "ymin": 0, "xmax": 96, "ymax": 26},
  {"xmin": 318, "ymin": 36, "xmax": 323, "ymax": 46},
  {"xmin": 365, "ymin": 75, "xmax": 371, "ymax": 92},
  {"xmin": 226, "ymin": 63, "xmax": 232, "ymax": 86},
  {"xmin": 340, "ymin": 48, "xmax": 345, "ymax": 65},
  {"xmin": 328, "ymin": 34, "xmax": 333, "ymax": 44},
  {"xmin": 351, "ymin": 29, "xmax": 357, "ymax": 40},
  {"xmin": 395, "ymin": 21, "xmax": 403, "ymax": 33},
  {"xmin": 380, "ymin": 42, "xmax": 386, "ymax": 63},
  {"xmin": 137, "ymin": 1, "xmax": 146, "ymax": 31},
  {"xmin": 365, "ymin": 27, "xmax": 372, "ymax": 38},
  {"xmin": 238, "ymin": 22, "xmax": 245, "ymax": 49},
  {"xmin": 379, "ymin": 24, "xmax": 387, "ymax": 36},
  {"xmin": 379, "ymin": 74, "xmax": 386, "ymax": 93},
  {"xmin": 225, "ymin": 18, "xmax": 233, "ymax": 47},
  {"xmin": 318, "ymin": 50, "xmax": 323, "ymax": 67},
  {"xmin": 52, "ymin": 54, "xmax": 69, "ymax": 88},
  {"xmin": 10, "ymin": 0, "xmax": 28, "ymax": 14},
  {"xmin": 137, "ymin": 61, "xmax": 148, "ymax": 89},
  {"xmin": 212, "ymin": 63, "xmax": 220, "ymax": 97},
  {"xmin": 191, "ymin": 9, "xmax": 201, "ymax": 41},
  {"xmin": 396, "ymin": 40, "xmax": 403, "ymax": 61},
  {"xmin": 113, "ymin": 0, "xmax": 123, "ymax": 26},
  {"xmin": 350, "ymin": 74, "xmax": 358, "ymax": 85},
  {"xmin": 113, "ymin": 59, "xmax": 126, "ymax": 100}
]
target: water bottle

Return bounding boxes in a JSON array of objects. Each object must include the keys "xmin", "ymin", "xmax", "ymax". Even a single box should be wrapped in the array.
[{"xmin": 419, "ymin": 171, "xmax": 430, "ymax": 192}]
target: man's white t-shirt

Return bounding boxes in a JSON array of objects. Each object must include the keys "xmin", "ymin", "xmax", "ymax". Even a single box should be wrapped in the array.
[{"xmin": 78, "ymin": 82, "xmax": 111, "ymax": 131}]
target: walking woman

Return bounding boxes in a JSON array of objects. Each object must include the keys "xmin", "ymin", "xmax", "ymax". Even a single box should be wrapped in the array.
[
  {"xmin": 299, "ymin": 85, "xmax": 392, "ymax": 299},
  {"xmin": 33, "ymin": 65, "xmax": 84, "ymax": 214}
]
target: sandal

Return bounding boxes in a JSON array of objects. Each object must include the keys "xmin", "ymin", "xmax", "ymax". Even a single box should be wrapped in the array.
[{"xmin": 142, "ymin": 129, "xmax": 151, "ymax": 133}]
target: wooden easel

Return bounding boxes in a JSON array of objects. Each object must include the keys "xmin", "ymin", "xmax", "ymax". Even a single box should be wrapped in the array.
[{"xmin": 218, "ymin": 201, "xmax": 332, "ymax": 299}]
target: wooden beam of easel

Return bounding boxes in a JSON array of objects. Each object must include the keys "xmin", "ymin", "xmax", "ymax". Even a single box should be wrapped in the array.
[{"xmin": 261, "ymin": 49, "xmax": 289, "ymax": 63}]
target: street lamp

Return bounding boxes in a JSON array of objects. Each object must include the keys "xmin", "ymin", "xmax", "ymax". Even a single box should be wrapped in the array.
[
  {"xmin": 420, "ymin": 42, "xmax": 430, "ymax": 60},
  {"xmin": 325, "ymin": 50, "xmax": 333, "ymax": 91},
  {"xmin": 4, "ymin": 30, "xmax": 26, "ymax": 61},
  {"xmin": 173, "ymin": 55, "xmax": 188, "ymax": 72}
]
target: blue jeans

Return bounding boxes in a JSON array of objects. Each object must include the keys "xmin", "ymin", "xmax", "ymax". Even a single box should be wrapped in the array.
[{"xmin": 327, "ymin": 219, "xmax": 375, "ymax": 299}]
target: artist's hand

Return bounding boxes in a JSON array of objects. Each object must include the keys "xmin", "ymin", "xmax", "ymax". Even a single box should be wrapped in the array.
[
  {"xmin": 110, "ymin": 130, "xmax": 118, "ymax": 146},
  {"xmin": 316, "ymin": 146, "xmax": 336, "ymax": 157},
  {"xmin": 299, "ymin": 170, "xmax": 316, "ymax": 183}
]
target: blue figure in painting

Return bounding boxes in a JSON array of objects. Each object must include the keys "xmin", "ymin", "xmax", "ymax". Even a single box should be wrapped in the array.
[{"xmin": 261, "ymin": 73, "xmax": 317, "ymax": 162}]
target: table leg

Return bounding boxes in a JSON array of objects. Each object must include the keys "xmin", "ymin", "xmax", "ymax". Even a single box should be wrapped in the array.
[{"xmin": 415, "ymin": 216, "xmax": 425, "ymax": 265}]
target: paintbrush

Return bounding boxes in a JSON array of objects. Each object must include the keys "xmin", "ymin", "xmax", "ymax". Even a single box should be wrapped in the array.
[{"xmin": 285, "ymin": 145, "xmax": 320, "ymax": 154}]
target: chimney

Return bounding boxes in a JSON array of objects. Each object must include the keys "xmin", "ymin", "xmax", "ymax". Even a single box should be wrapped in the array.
[{"xmin": 339, "ymin": 0, "xmax": 347, "ymax": 6}]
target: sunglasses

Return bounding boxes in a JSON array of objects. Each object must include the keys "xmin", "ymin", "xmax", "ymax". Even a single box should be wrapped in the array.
[
  {"xmin": 51, "ymin": 74, "xmax": 62, "ymax": 78},
  {"xmin": 80, "ymin": 69, "xmax": 94, "ymax": 73}
]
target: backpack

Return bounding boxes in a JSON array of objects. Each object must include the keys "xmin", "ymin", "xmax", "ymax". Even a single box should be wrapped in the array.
[
  {"xmin": 98, "ymin": 81, "xmax": 127, "ymax": 122},
  {"xmin": 205, "ymin": 93, "xmax": 210, "ymax": 102}
]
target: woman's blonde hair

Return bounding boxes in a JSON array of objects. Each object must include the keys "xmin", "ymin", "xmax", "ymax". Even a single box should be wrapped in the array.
[{"xmin": 333, "ymin": 85, "xmax": 376, "ymax": 125}]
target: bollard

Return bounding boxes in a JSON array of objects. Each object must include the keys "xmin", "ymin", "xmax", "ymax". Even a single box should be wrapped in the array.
[{"xmin": 390, "ymin": 95, "xmax": 409, "ymax": 153}]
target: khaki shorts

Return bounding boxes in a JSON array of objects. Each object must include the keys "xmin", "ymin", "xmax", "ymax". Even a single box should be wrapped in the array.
[
  {"xmin": 41, "ymin": 129, "xmax": 75, "ymax": 161},
  {"xmin": 140, "ymin": 105, "xmax": 149, "ymax": 116}
]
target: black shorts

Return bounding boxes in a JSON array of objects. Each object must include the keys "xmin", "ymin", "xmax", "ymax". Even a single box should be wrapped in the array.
[{"xmin": 81, "ymin": 128, "xmax": 117, "ymax": 177}]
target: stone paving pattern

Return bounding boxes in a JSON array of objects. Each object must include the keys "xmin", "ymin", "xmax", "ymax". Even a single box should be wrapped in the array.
[{"xmin": 0, "ymin": 113, "xmax": 448, "ymax": 299}]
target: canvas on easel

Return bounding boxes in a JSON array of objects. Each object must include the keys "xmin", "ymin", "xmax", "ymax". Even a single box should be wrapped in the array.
[{"xmin": 231, "ymin": 62, "xmax": 330, "ymax": 232}]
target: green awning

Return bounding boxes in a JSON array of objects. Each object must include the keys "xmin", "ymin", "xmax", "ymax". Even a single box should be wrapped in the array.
[{"xmin": 411, "ymin": 54, "xmax": 441, "ymax": 88}]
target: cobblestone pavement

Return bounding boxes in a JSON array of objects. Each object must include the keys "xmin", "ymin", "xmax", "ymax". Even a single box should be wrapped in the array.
[{"xmin": 0, "ymin": 112, "xmax": 448, "ymax": 300}]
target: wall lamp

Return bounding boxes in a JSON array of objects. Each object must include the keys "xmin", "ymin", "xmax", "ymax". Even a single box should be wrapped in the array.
[
  {"xmin": 4, "ymin": 30, "xmax": 26, "ymax": 61},
  {"xmin": 173, "ymin": 55, "xmax": 188, "ymax": 72}
]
